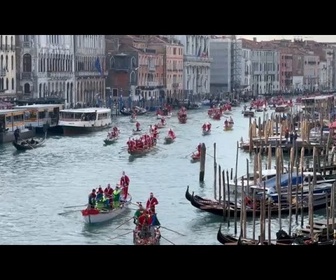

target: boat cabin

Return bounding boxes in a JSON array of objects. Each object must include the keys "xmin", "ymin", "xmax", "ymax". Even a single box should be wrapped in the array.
[
  {"xmin": 0, "ymin": 109, "xmax": 26, "ymax": 132},
  {"xmin": 15, "ymin": 104, "xmax": 64, "ymax": 128},
  {"xmin": 59, "ymin": 108, "xmax": 111, "ymax": 122}
]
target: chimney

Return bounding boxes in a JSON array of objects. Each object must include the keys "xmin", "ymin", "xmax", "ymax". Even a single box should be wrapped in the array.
[{"xmin": 253, "ymin": 37, "xmax": 257, "ymax": 42}]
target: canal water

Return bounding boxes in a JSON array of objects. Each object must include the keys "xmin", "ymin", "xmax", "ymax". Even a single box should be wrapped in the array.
[{"xmin": 0, "ymin": 105, "xmax": 326, "ymax": 245}]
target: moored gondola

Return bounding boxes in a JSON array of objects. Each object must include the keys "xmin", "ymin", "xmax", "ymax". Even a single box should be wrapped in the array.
[{"xmin": 186, "ymin": 186, "xmax": 330, "ymax": 218}]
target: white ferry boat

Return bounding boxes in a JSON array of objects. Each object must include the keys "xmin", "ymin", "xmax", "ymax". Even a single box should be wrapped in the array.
[{"xmin": 58, "ymin": 108, "xmax": 112, "ymax": 135}]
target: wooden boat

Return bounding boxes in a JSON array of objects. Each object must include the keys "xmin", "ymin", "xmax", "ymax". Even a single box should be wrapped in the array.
[
  {"xmin": 202, "ymin": 129, "xmax": 211, "ymax": 135},
  {"xmin": 190, "ymin": 152, "xmax": 200, "ymax": 162},
  {"xmin": 133, "ymin": 225, "xmax": 161, "ymax": 245},
  {"xmin": 224, "ymin": 123, "xmax": 234, "ymax": 131},
  {"xmin": 120, "ymin": 106, "xmax": 147, "ymax": 116},
  {"xmin": 157, "ymin": 113, "xmax": 172, "ymax": 119},
  {"xmin": 164, "ymin": 135, "xmax": 175, "ymax": 144},
  {"xmin": 104, "ymin": 135, "xmax": 119, "ymax": 145},
  {"xmin": 178, "ymin": 115, "xmax": 187, "ymax": 124},
  {"xmin": 217, "ymin": 225, "xmax": 319, "ymax": 246},
  {"xmin": 132, "ymin": 129, "xmax": 142, "ymax": 135},
  {"xmin": 12, "ymin": 138, "xmax": 46, "ymax": 151},
  {"xmin": 128, "ymin": 143, "xmax": 156, "ymax": 156},
  {"xmin": 185, "ymin": 186, "xmax": 330, "ymax": 217},
  {"xmin": 242, "ymin": 110, "xmax": 254, "ymax": 117},
  {"xmin": 81, "ymin": 195, "xmax": 132, "ymax": 224},
  {"xmin": 156, "ymin": 122, "xmax": 166, "ymax": 129}
]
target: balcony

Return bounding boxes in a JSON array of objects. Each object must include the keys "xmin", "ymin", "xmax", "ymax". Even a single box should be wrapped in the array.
[
  {"xmin": 21, "ymin": 72, "xmax": 32, "ymax": 80},
  {"xmin": 172, "ymin": 83, "xmax": 180, "ymax": 88},
  {"xmin": 184, "ymin": 55, "xmax": 213, "ymax": 63},
  {"xmin": 23, "ymin": 41, "xmax": 32, "ymax": 48},
  {"xmin": 112, "ymin": 67, "xmax": 129, "ymax": 72},
  {"xmin": 46, "ymin": 72, "xmax": 73, "ymax": 80},
  {"xmin": 147, "ymin": 81, "xmax": 158, "ymax": 87},
  {"xmin": 148, "ymin": 65, "xmax": 155, "ymax": 72}
]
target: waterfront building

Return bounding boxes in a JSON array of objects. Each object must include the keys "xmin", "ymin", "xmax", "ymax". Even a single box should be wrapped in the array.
[
  {"xmin": 106, "ymin": 35, "xmax": 165, "ymax": 101},
  {"xmin": 74, "ymin": 35, "xmax": 106, "ymax": 106},
  {"xmin": 0, "ymin": 35, "xmax": 16, "ymax": 95},
  {"xmin": 174, "ymin": 35, "xmax": 212, "ymax": 100},
  {"xmin": 16, "ymin": 35, "xmax": 75, "ymax": 105}
]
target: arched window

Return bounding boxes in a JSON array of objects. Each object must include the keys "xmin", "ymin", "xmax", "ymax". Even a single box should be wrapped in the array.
[
  {"xmin": 23, "ymin": 54, "xmax": 32, "ymax": 72},
  {"xmin": 11, "ymin": 78, "xmax": 14, "ymax": 90}
]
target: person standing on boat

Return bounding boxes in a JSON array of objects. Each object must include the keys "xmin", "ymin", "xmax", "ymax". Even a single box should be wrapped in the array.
[
  {"xmin": 88, "ymin": 189, "xmax": 97, "ymax": 209},
  {"xmin": 96, "ymin": 186, "xmax": 104, "ymax": 201},
  {"xmin": 133, "ymin": 203, "xmax": 144, "ymax": 224},
  {"xmin": 135, "ymin": 121, "xmax": 141, "ymax": 131},
  {"xmin": 113, "ymin": 185, "xmax": 122, "ymax": 208},
  {"xmin": 146, "ymin": 192, "xmax": 158, "ymax": 213},
  {"xmin": 120, "ymin": 171, "xmax": 130, "ymax": 200},
  {"xmin": 14, "ymin": 127, "xmax": 20, "ymax": 143}
]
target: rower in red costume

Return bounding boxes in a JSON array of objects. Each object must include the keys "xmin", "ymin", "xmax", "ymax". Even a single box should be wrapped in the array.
[
  {"xmin": 168, "ymin": 128, "xmax": 175, "ymax": 139},
  {"xmin": 146, "ymin": 192, "xmax": 159, "ymax": 213},
  {"xmin": 202, "ymin": 123, "xmax": 206, "ymax": 130},
  {"xmin": 137, "ymin": 210, "xmax": 153, "ymax": 231},
  {"xmin": 197, "ymin": 143, "xmax": 202, "ymax": 155},
  {"xmin": 135, "ymin": 121, "xmax": 140, "ymax": 131},
  {"xmin": 161, "ymin": 117, "xmax": 165, "ymax": 125},
  {"xmin": 120, "ymin": 171, "xmax": 130, "ymax": 200},
  {"xmin": 206, "ymin": 122, "xmax": 211, "ymax": 130}
]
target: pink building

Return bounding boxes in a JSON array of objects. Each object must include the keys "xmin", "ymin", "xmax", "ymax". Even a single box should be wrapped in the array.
[{"xmin": 279, "ymin": 51, "xmax": 293, "ymax": 91}]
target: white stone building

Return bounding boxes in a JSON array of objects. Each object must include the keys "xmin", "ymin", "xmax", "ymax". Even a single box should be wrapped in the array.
[
  {"xmin": 319, "ymin": 61, "xmax": 328, "ymax": 90},
  {"xmin": 293, "ymin": 76, "xmax": 304, "ymax": 91},
  {"xmin": 0, "ymin": 35, "xmax": 16, "ymax": 94},
  {"xmin": 17, "ymin": 35, "xmax": 75, "ymax": 105},
  {"xmin": 251, "ymin": 49, "xmax": 280, "ymax": 95},
  {"xmin": 74, "ymin": 35, "xmax": 106, "ymax": 106},
  {"xmin": 241, "ymin": 48, "xmax": 252, "ymax": 92},
  {"xmin": 174, "ymin": 35, "xmax": 212, "ymax": 99}
]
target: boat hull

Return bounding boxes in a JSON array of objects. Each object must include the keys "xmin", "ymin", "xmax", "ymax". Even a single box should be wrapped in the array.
[
  {"xmin": 202, "ymin": 130, "xmax": 211, "ymax": 135},
  {"xmin": 132, "ymin": 129, "xmax": 142, "ymax": 135},
  {"xmin": 157, "ymin": 113, "xmax": 172, "ymax": 119},
  {"xmin": 104, "ymin": 137, "xmax": 118, "ymax": 145},
  {"xmin": 61, "ymin": 124, "xmax": 111, "ymax": 136},
  {"xmin": 164, "ymin": 136, "xmax": 175, "ymax": 144},
  {"xmin": 185, "ymin": 186, "xmax": 330, "ymax": 217},
  {"xmin": 133, "ymin": 226, "xmax": 161, "ymax": 245},
  {"xmin": 82, "ymin": 196, "xmax": 132, "ymax": 224},
  {"xmin": 12, "ymin": 139, "xmax": 45, "ymax": 150}
]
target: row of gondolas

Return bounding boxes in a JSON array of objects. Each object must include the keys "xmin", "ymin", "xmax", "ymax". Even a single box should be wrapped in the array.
[{"xmin": 185, "ymin": 168, "xmax": 336, "ymax": 245}]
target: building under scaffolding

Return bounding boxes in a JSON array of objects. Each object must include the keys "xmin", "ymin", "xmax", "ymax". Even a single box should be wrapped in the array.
[{"xmin": 230, "ymin": 35, "xmax": 243, "ymax": 98}]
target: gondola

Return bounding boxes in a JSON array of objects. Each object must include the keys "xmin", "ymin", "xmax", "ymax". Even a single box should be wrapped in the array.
[
  {"xmin": 185, "ymin": 186, "xmax": 330, "ymax": 218},
  {"xmin": 12, "ymin": 138, "xmax": 46, "ymax": 151},
  {"xmin": 216, "ymin": 225, "xmax": 320, "ymax": 245},
  {"xmin": 120, "ymin": 107, "xmax": 147, "ymax": 116}
]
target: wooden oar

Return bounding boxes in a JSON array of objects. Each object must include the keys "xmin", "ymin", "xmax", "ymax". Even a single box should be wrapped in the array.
[
  {"xmin": 110, "ymin": 216, "xmax": 134, "ymax": 233},
  {"xmin": 160, "ymin": 226, "xmax": 186, "ymax": 236},
  {"xmin": 64, "ymin": 204, "xmax": 87, "ymax": 209},
  {"xmin": 161, "ymin": 235, "xmax": 175, "ymax": 245},
  {"xmin": 109, "ymin": 230, "xmax": 133, "ymax": 241},
  {"xmin": 58, "ymin": 209, "xmax": 81, "ymax": 215}
]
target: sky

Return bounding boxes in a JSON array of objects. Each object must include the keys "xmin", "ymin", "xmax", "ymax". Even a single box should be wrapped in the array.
[{"xmin": 236, "ymin": 35, "xmax": 336, "ymax": 43}]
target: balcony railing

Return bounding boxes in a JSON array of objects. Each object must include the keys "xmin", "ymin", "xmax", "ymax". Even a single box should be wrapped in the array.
[
  {"xmin": 0, "ymin": 70, "xmax": 5, "ymax": 77},
  {"xmin": 172, "ymin": 83, "xmax": 180, "ymax": 88},
  {"xmin": 184, "ymin": 55, "xmax": 213, "ymax": 62},
  {"xmin": 23, "ymin": 41, "xmax": 31, "ymax": 48},
  {"xmin": 148, "ymin": 65, "xmax": 155, "ymax": 71},
  {"xmin": 21, "ymin": 72, "xmax": 32, "ymax": 80},
  {"xmin": 147, "ymin": 81, "xmax": 158, "ymax": 87}
]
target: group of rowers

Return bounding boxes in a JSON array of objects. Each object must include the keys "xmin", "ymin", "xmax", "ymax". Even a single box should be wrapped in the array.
[
  {"xmin": 224, "ymin": 117, "xmax": 234, "ymax": 126},
  {"xmin": 178, "ymin": 106, "xmax": 187, "ymax": 117},
  {"xmin": 107, "ymin": 126, "xmax": 119, "ymax": 138},
  {"xmin": 202, "ymin": 122, "xmax": 212, "ymax": 131},
  {"xmin": 127, "ymin": 134, "xmax": 157, "ymax": 151},
  {"xmin": 133, "ymin": 193, "xmax": 160, "ymax": 238},
  {"xmin": 87, "ymin": 172, "xmax": 131, "ymax": 210}
]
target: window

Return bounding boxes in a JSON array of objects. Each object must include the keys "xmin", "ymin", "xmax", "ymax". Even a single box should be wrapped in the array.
[{"xmin": 11, "ymin": 78, "xmax": 14, "ymax": 90}]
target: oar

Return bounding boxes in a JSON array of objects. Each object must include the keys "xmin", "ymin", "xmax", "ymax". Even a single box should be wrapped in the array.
[
  {"xmin": 161, "ymin": 235, "xmax": 175, "ymax": 245},
  {"xmin": 64, "ymin": 204, "xmax": 87, "ymax": 209},
  {"xmin": 109, "ymin": 230, "xmax": 133, "ymax": 241},
  {"xmin": 110, "ymin": 216, "xmax": 134, "ymax": 233},
  {"xmin": 160, "ymin": 226, "xmax": 186, "ymax": 236},
  {"xmin": 58, "ymin": 209, "xmax": 81, "ymax": 215}
]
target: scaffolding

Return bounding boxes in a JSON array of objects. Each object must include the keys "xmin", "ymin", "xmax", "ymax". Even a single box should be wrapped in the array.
[{"xmin": 230, "ymin": 35, "xmax": 242, "ymax": 97}]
